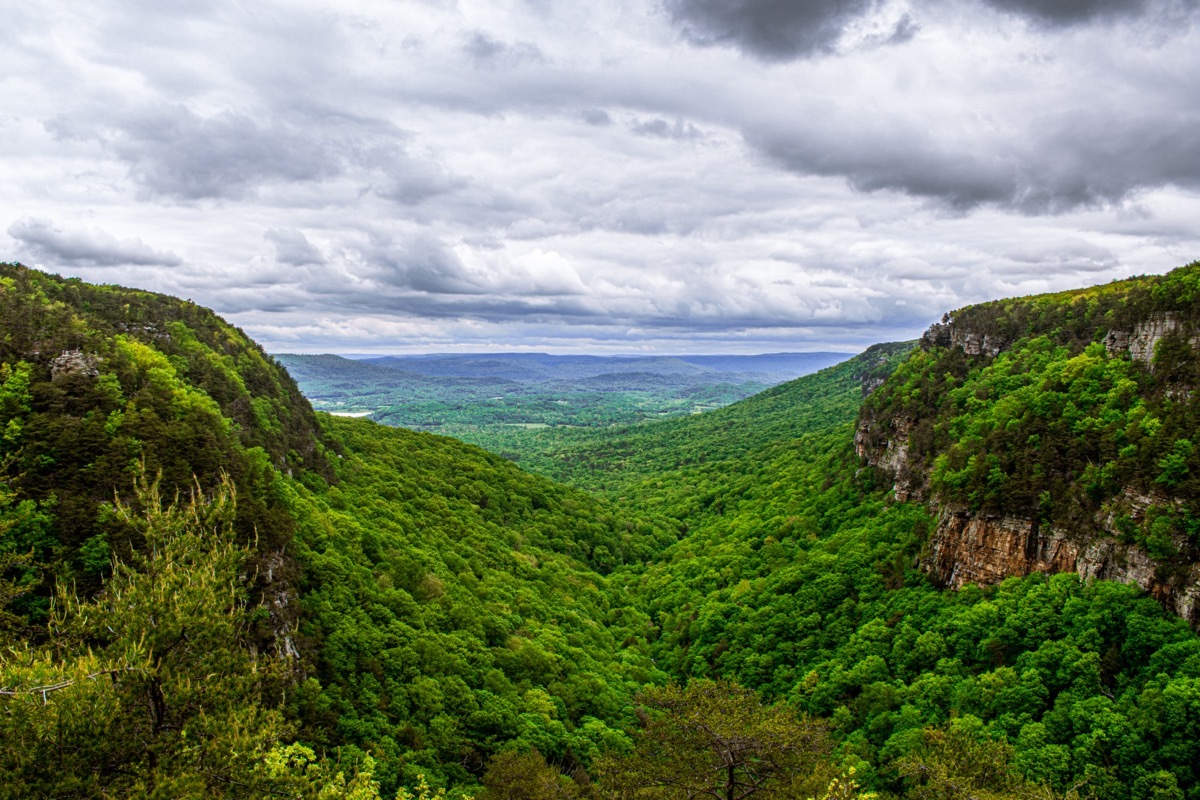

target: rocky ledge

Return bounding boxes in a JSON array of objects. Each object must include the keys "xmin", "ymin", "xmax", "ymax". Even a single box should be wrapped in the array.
[{"xmin": 921, "ymin": 500, "xmax": 1200, "ymax": 625}]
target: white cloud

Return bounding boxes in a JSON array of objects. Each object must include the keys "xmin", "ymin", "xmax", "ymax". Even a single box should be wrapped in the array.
[{"xmin": 0, "ymin": 0, "xmax": 1197, "ymax": 353}]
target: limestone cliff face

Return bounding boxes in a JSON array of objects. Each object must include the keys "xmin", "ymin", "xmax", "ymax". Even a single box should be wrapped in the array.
[
  {"xmin": 854, "ymin": 414, "xmax": 922, "ymax": 502},
  {"xmin": 1104, "ymin": 312, "xmax": 1200, "ymax": 367},
  {"xmin": 921, "ymin": 317, "xmax": 1007, "ymax": 357},
  {"xmin": 258, "ymin": 550, "xmax": 302, "ymax": 661},
  {"xmin": 861, "ymin": 403, "xmax": 1200, "ymax": 623},
  {"xmin": 920, "ymin": 511, "xmax": 1078, "ymax": 589},
  {"xmin": 921, "ymin": 494, "xmax": 1200, "ymax": 625}
]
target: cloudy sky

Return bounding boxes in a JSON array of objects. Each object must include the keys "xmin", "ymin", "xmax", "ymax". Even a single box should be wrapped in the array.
[{"xmin": 4, "ymin": 0, "xmax": 1199, "ymax": 354}]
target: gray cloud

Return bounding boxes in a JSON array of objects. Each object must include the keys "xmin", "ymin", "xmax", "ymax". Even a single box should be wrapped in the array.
[
  {"xmin": 747, "ymin": 100, "xmax": 1200, "ymax": 213},
  {"xmin": 8, "ymin": 218, "xmax": 183, "ymax": 267},
  {"xmin": 663, "ymin": 0, "xmax": 901, "ymax": 60},
  {"xmin": 101, "ymin": 106, "xmax": 338, "ymax": 200},
  {"xmin": 46, "ymin": 101, "xmax": 476, "ymax": 210},
  {"xmin": 579, "ymin": 108, "xmax": 613, "ymax": 126},
  {"xmin": 1002, "ymin": 239, "xmax": 1118, "ymax": 274},
  {"xmin": 364, "ymin": 235, "xmax": 485, "ymax": 295},
  {"xmin": 631, "ymin": 118, "xmax": 704, "ymax": 140},
  {"xmin": 979, "ymin": 0, "xmax": 1194, "ymax": 26},
  {"xmin": 885, "ymin": 13, "xmax": 920, "ymax": 43},
  {"xmin": 362, "ymin": 145, "xmax": 468, "ymax": 206},
  {"xmin": 463, "ymin": 31, "xmax": 544, "ymax": 68},
  {"xmin": 265, "ymin": 228, "xmax": 325, "ymax": 266},
  {"xmin": 662, "ymin": 0, "xmax": 1195, "ymax": 64}
]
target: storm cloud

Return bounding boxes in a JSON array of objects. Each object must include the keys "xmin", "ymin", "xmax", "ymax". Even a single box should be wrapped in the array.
[
  {"xmin": 664, "ymin": 0, "xmax": 1196, "ymax": 64},
  {"xmin": 747, "ymin": 103, "xmax": 1200, "ymax": 213},
  {"xmin": 980, "ymin": 0, "xmax": 1196, "ymax": 26},
  {"xmin": 265, "ymin": 228, "xmax": 325, "ymax": 266},
  {"xmin": 662, "ymin": 0, "xmax": 901, "ymax": 60},
  {"xmin": 91, "ymin": 107, "xmax": 338, "ymax": 201},
  {"xmin": 2, "ymin": 0, "xmax": 1199, "ymax": 354}
]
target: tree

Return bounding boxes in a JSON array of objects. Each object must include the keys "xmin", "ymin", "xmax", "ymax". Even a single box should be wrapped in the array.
[
  {"xmin": 0, "ymin": 547, "xmax": 31, "ymax": 646},
  {"xmin": 479, "ymin": 749, "xmax": 584, "ymax": 800},
  {"xmin": 810, "ymin": 768, "xmax": 877, "ymax": 800},
  {"xmin": 0, "ymin": 472, "xmax": 379, "ymax": 799},
  {"xmin": 895, "ymin": 720, "xmax": 1090, "ymax": 800},
  {"xmin": 595, "ymin": 679, "xmax": 833, "ymax": 800}
]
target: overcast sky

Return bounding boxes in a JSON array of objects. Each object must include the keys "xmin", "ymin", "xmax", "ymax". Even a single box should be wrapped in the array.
[{"xmin": 4, "ymin": 0, "xmax": 1199, "ymax": 354}]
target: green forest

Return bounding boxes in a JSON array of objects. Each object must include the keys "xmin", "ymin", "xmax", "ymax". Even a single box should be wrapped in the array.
[
  {"xmin": 272, "ymin": 351, "xmax": 843, "ymax": 447},
  {"xmin": 5, "ymin": 261, "xmax": 1200, "ymax": 799}
]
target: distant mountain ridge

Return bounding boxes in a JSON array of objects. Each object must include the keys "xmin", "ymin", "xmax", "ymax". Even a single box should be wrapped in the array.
[
  {"xmin": 343, "ymin": 351, "xmax": 848, "ymax": 383},
  {"xmin": 275, "ymin": 351, "xmax": 850, "ymax": 433}
]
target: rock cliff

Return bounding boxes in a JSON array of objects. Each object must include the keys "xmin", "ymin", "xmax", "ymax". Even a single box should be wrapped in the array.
[
  {"xmin": 856, "ymin": 263, "xmax": 1200, "ymax": 624},
  {"xmin": 916, "ymin": 493, "xmax": 1200, "ymax": 625},
  {"xmin": 1103, "ymin": 311, "xmax": 1200, "ymax": 371}
]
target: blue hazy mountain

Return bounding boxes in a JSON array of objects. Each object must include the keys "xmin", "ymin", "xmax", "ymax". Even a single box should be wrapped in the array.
[{"xmin": 274, "ymin": 351, "xmax": 851, "ymax": 429}]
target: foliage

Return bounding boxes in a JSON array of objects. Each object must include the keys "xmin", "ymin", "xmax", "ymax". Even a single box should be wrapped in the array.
[
  {"xmin": 274, "ymin": 352, "xmax": 845, "ymax": 457},
  {"xmin": 478, "ymin": 342, "xmax": 914, "ymax": 491},
  {"xmin": 0, "ymin": 263, "xmax": 326, "ymax": 611},
  {"xmin": 595, "ymin": 679, "xmax": 834, "ymax": 800},
  {"xmin": 0, "ymin": 471, "xmax": 415, "ymax": 799},
  {"xmin": 862, "ymin": 262, "xmax": 1200, "ymax": 547},
  {"xmin": 257, "ymin": 744, "xmax": 385, "ymax": 800},
  {"xmin": 808, "ymin": 767, "xmax": 877, "ymax": 800},
  {"xmin": 502, "ymin": 322, "xmax": 1200, "ymax": 800},
  {"xmin": 284, "ymin": 415, "xmax": 673, "ymax": 794},
  {"xmin": 1, "ymin": 473, "xmax": 278, "ymax": 797},
  {"xmin": 478, "ymin": 750, "xmax": 584, "ymax": 800},
  {"xmin": 10, "ymin": 261, "xmax": 1200, "ymax": 800},
  {"xmin": 0, "ymin": 263, "xmax": 677, "ymax": 798},
  {"xmin": 895, "ymin": 720, "xmax": 1088, "ymax": 800}
]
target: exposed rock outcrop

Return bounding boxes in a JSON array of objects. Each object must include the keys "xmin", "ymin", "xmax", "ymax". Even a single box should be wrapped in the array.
[
  {"xmin": 921, "ymin": 318, "xmax": 1006, "ymax": 357},
  {"xmin": 921, "ymin": 511, "xmax": 1079, "ymax": 589},
  {"xmin": 861, "ymin": 373, "xmax": 888, "ymax": 397},
  {"xmin": 1104, "ymin": 312, "xmax": 1200, "ymax": 368},
  {"xmin": 257, "ymin": 549, "xmax": 303, "ymax": 661},
  {"xmin": 859, "ymin": 361, "xmax": 1200, "ymax": 623},
  {"xmin": 921, "ymin": 501, "xmax": 1200, "ymax": 625},
  {"xmin": 50, "ymin": 349, "xmax": 100, "ymax": 379},
  {"xmin": 855, "ymin": 414, "xmax": 922, "ymax": 501}
]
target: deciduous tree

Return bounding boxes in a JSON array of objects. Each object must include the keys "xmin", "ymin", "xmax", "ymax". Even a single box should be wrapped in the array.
[{"xmin": 595, "ymin": 679, "xmax": 832, "ymax": 800}]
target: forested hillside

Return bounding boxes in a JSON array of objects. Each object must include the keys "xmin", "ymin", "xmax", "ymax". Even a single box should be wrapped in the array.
[
  {"xmin": 0, "ymin": 263, "xmax": 325, "ymax": 627},
  {"xmin": 0, "ymin": 264, "xmax": 678, "ymax": 796},
  {"xmin": 282, "ymin": 415, "xmax": 679, "ymax": 791},
  {"xmin": 8, "ymin": 261, "xmax": 1200, "ymax": 800},
  {"xmin": 858, "ymin": 262, "xmax": 1200, "ymax": 620},
  {"xmin": 497, "ymin": 266, "xmax": 1200, "ymax": 798}
]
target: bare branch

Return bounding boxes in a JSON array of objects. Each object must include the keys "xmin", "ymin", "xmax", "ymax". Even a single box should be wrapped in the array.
[{"xmin": 0, "ymin": 667, "xmax": 143, "ymax": 702}]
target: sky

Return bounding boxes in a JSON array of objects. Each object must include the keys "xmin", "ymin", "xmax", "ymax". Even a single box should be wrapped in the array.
[{"xmin": 3, "ymin": 0, "xmax": 1200, "ymax": 355}]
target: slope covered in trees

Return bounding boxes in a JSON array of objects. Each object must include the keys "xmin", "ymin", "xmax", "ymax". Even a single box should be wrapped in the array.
[
  {"xmin": 491, "ymin": 267, "xmax": 1200, "ymax": 798},
  {"xmin": 7, "ymin": 261, "xmax": 1200, "ymax": 800},
  {"xmin": 282, "ymin": 415, "xmax": 678, "ymax": 791},
  {"xmin": 0, "ymin": 264, "xmax": 678, "ymax": 796},
  {"xmin": 0, "ymin": 263, "xmax": 326, "ymax": 626},
  {"xmin": 859, "ymin": 263, "xmax": 1200, "ymax": 563}
]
